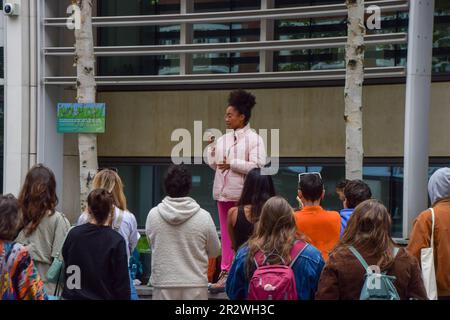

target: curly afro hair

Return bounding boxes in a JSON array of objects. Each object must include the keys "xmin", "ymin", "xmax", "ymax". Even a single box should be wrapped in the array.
[{"xmin": 228, "ymin": 89, "xmax": 256, "ymax": 124}]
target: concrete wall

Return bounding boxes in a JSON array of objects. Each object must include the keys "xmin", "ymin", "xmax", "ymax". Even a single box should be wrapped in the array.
[{"xmin": 88, "ymin": 82, "xmax": 450, "ymax": 158}]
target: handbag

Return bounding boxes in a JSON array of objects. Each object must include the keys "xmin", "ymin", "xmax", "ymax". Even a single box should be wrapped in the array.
[
  {"xmin": 46, "ymin": 224, "xmax": 73, "ymax": 284},
  {"xmin": 420, "ymin": 208, "xmax": 438, "ymax": 300}
]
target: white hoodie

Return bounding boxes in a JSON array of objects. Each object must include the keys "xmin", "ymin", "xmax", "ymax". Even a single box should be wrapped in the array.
[{"xmin": 145, "ymin": 196, "xmax": 221, "ymax": 288}]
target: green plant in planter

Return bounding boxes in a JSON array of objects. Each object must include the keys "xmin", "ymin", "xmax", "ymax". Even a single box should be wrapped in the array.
[{"xmin": 136, "ymin": 235, "xmax": 151, "ymax": 253}]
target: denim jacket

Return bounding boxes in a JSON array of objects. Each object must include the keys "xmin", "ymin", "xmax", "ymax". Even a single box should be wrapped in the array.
[{"xmin": 226, "ymin": 243, "xmax": 325, "ymax": 300}]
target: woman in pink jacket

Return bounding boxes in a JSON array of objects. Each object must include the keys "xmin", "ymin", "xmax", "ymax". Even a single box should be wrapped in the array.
[{"xmin": 207, "ymin": 89, "xmax": 266, "ymax": 292}]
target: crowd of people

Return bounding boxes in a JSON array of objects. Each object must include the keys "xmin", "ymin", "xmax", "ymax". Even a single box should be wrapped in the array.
[{"xmin": 0, "ymin": 90, "xmax": 449, "ymax": 300}]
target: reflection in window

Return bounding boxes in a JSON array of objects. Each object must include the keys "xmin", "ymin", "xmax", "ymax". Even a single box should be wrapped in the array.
[
  {"xmin": 192, "ymin": 52, "xmax": 259, "ymax": 74},
  {"xmin": 98, "ymin": 0, "xmax": 180, "ymax": 16},
  {"xmin": 275, "ymin": 0, "xmax": 343, "ymax": 7},
  {"xmin": 102, "ymin": 161, "xmax": 450, "ymax": 239},
  {"xmin": 433, "ymin": 1, "xmax": 450, "ymax": 74},
  {"xmin": 0, "ymin": 86, "xmax": 3, "ymax": 193},
  {"xmin": 98, "ymin": 23, "xmax": 180, "ymax": 76},
  {"xmin": 95, "ymin": 0, "xmax": 450, "ymax": 76},
  {"xmin": 194, "ymin": 0, "xmax": 261, "ymax": 12},
  {"xmin": 192, "ymin": 22, "xmax": 260, "ymax": 74}
]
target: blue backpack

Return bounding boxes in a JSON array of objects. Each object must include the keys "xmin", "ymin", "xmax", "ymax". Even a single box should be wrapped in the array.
[{"xmin": 349, "ymin": 246, "xmax": 400, "ymax": 300}]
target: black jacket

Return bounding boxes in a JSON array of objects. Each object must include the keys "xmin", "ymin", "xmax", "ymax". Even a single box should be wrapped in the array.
[{"xmin": 61, "ymin": 223, "xmax": 130, "ymax": 300}]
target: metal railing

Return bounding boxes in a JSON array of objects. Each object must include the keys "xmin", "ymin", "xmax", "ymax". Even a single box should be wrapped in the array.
[
  {"xmin": 41, "ymin": 0, "xmax": 410, "ymax": 86},
  {"xmin": 44, "ymin": 66, "xmax": 406, "ymax": 85},
  {"xmin": 44, "ymin": 33, "xmax": 407, "ymax": 56}
]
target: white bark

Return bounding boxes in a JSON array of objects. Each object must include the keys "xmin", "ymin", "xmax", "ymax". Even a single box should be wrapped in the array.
[
  {"xmin": 344, "ymin": 0, "xmax": 365, "ymax": 180},
  {"xmin": 74, "ymin": 0, "xmax": 98, "ymax": 211}
]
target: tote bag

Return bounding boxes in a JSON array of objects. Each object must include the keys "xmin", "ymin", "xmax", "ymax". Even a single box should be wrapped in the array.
[{"xmin": 420, "ymin": 208, "xmax": 438, "ymax": 300}]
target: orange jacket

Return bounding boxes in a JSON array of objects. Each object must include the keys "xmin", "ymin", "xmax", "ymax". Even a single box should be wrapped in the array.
[{"xmin": 294, "ymin": 206, "xmax": 341, "ymax": 261}]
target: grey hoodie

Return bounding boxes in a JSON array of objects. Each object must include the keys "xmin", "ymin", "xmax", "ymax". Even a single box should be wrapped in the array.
[
  {"xmin": 428, "ymin": 168, "xmax": 450, "ymax": 204},
  {"xmin": 146, "ymin": 196, "xmax": 221, "ymax": 288}
]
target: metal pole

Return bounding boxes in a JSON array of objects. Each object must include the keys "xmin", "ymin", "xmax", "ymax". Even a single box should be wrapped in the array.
[{"xmin": 403, "ymin": 0, "xmax": 435, "ymax": 239}]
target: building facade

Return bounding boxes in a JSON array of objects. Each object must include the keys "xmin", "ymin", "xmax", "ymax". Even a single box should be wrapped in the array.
[{"xmin": 2, "ymin": 0, "xmax": 450, "ymax": 239}]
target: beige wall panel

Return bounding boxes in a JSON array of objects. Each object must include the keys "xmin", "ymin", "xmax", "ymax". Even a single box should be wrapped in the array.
[
  {"xmin": 86, "ymin": 83, "xmax": 450, "ymax": 158},
  {"xmin": 430, "ymin": 82, "xmax": 450, "ymax": 156}
]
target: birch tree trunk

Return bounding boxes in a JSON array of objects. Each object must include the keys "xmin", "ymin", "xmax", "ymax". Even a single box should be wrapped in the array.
[
  {"xmin": 74, "ymin": 0, "xmax": 98, "ymax": 212},
  {"xmin": 344, "ymin": 0, "xmax": 365, "ymax": 180}
]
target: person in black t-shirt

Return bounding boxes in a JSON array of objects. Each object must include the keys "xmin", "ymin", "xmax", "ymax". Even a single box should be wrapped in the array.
[{"xmin": 62, "ymin": 189, "xmax": 130, "ymax": 300}]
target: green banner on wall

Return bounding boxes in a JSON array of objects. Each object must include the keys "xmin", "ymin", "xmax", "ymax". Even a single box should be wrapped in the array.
[{"xmin": 57, "ymin": 103, "xmax": 106, "ymax": 133}]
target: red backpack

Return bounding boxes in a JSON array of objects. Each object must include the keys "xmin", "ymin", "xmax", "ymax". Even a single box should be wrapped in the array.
[{"xmin": 248, "ymin": 241, "xmax": 307, "ymax": 300}]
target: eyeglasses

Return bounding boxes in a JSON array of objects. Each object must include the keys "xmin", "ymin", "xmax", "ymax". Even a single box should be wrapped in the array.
[
  {"xmin": 298, "ymin": 172, "xmax": 322, "ymax": 184},
  {"xmin": 97, "ymin": 167, "xmax": 118, "ymax": 173}
]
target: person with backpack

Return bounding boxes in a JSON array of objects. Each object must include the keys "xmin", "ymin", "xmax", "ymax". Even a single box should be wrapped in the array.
[
  {"xmin": 227, "ymin": 168, "xmax": 276, "ymax": 252},
  {"xmin": 77, "ymin": 168, "xmax": 140, "ymax": 299},
  {"xmin": 0, "ymin": 194, "xmax": 47, "ymax": 300},
  {"xmin": 61, "ymin": 189, "xmax": 131, "ymax": 300},
  {"xmin": 226, "ymin": 196, "xmax": 324, "ymax": 300},
  {"xmin": 407, "ymin": 168, "xmax": 450, "ymax": 300},
  {"xmin": 316, "ymin": 199, "xmax": 427, "ymax": 300},
  {"xmin": 15, "ymin": 164, "xmax": 70, "ymax": 296},
  {"xmin": 146, "ymin": 165, "xmax": 221, "ymax": 300}
]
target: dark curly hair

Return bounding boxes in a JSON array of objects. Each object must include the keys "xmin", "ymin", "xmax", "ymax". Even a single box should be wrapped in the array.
[
  {"xmin": 0, "ymin": 194, "xmax": 21, "ymax": 241},
  {"xmin": 344, "ymin": 180, "xmax": 372, "ymax": 209},
  {"xmin": 164, "ymin": 165, "xmax": 192, "ymax": 198},
  {"xmin": 18, "ymin": 164, "xmax": 58, "ymax": 236},
  {"xmin": 228, "ymin": 89, "xmax": 256, "ymax": 124}
]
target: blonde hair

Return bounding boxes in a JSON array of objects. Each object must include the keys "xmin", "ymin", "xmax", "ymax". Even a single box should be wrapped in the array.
[
  {"xmin": 92, "ymin": 169, "xmax": 127, "ymax": 211},
  {"xmin": 246, "ymin": 196, "xmax": 303, "ymax": 276}
]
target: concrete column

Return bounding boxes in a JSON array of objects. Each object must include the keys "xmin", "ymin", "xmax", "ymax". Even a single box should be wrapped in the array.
[
  {"xmin": 403, "ymin": 0, "xmax": 435, "ymax": 238},
  {"xmin": 260, "ymin": 0, "xmax": 274, "ymax": 73},
  {"xmin": 180, "ymin": 0, "xmax": 193, "ymax": 75},
  {"xmin": 29, "ymin": 0, "xmax": 38, "ymax": 168},
  {"xmin": 37, "ymin": 0, "xmax": 64, "ymax": 207},
  {"xmin": 3, "ymin": 0, "xmax": 31, "ymax": 196}
]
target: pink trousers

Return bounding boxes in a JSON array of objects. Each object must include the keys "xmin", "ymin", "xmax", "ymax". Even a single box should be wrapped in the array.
[{"xmin": 217, "ymin": 201, "xmax": 236, "ymax": 271}]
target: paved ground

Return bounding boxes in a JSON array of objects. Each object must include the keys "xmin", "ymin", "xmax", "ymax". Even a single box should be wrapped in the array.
[{"xmin": 136, "ymin": 285, "xmax": 228, "ymax": 300}]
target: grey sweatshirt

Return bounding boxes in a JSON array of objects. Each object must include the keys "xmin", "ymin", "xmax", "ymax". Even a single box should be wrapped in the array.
[
  {"xmin": 145, "ymin": 196, "xmax": 221, "ymax": 288},
  {"xmin": 428, "ymin": 167, "xmax": 450, "ymax": 204}
]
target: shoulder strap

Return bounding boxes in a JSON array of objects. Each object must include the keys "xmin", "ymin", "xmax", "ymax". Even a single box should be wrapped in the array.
[
  {"xmin": 254, "ymin": 241, "xmax": 308, "ymax": 268},
  {"xmin": 393, "ymin": 247, "xmax": 400, "ymax": 258},
  {"xmin": 289, "ymin": 240, "xmax": 308, "ymax": 268},
  {"xmin": 254, "ymin": 251, "xmax": 265, "ymax": 268},
  {"xmin": 113, "ymin": 209, "xmax": 124, "ymax": 232},
  {"xmin": 237, "ymin": 206, "xmax": 245, "ymax": 219},
  {"xmin": 54, "ymin": 226, "xmax": 74, "ymax": 259},
  {"xmin": 349, "ymin": 246, "xmax": 370, "ymax": 271},
  {"xmin": 429, "ymin": 208, "xmax": 435, "ymax": 248}
]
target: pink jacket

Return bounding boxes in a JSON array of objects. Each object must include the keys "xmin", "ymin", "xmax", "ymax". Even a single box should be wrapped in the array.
[{"xmin": 207, "ymin": 124, "xmax": 267, "ymax": 202}]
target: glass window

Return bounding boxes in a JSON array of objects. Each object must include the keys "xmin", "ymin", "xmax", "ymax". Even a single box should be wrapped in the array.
[
  {"xmin": 98, "ymin": 0, "xmax": 180, "ymax": 16},
  {"xmin": 433, "ymin": 1, "xmax": 450, "ymax": 74},
  {"xmin": 194, "ymin": 0, "xmax": 261, "ymax": 13},
  {"xmin": 191, "ymin": 21, "xmax": 260, "ymax": 74},
  {"xmin": 275, "ymin": 0, "xmax": 343, "ymax": 8},
  {"xmin": 0, "ymin": 86, "xmax": 3, "ymax": 194},
  {"xmin": 102, "ymin": 159, "xmax": 450, "ymax": 239},
  {"xmin": 97, "ymin": 23, "xmax": 180, "ymax": 76},
  {"xmin": 192, "ymin": 52, "xmax": 259, "ymax": 74},
  {"xmin": 96, "ymin": 0, "xmax": 450, "ymax": 78}
]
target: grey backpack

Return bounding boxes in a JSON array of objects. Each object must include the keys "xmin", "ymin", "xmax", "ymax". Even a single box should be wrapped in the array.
[{"xmin": 349, "ymin": 246, "xmax": 400, "ymax": 300}]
